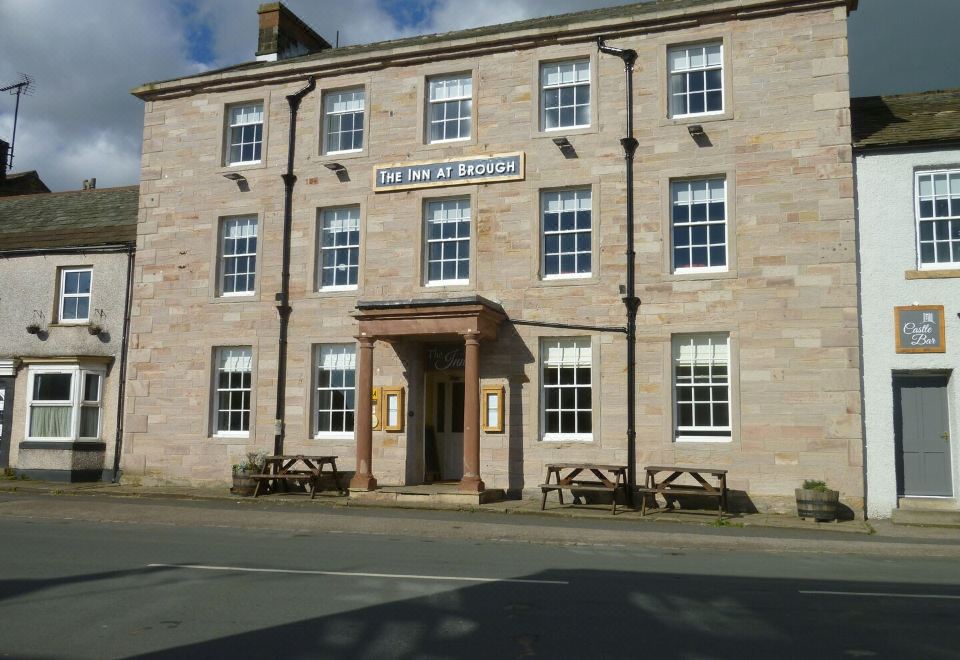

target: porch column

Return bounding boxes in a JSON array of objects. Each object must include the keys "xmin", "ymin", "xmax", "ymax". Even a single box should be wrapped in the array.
[
  {"xmin": 460, "ymin": 331, "xmax": 484, "ymax": 493},
  {"xmin": 350, "ymin": 334, "xmax": 377, "ymax": 491}
]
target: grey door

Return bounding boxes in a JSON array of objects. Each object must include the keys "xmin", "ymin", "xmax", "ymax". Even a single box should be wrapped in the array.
[
  {"xmin": 894, "ymin": 375, "xmax": 953, "ymax": 497},
  {"xmin": 0, "ymin": 377, "xmax": 12, "ymax": 468}
]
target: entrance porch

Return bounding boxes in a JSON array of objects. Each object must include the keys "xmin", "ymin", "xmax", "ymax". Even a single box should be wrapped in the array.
[{"xmin": 349, "ymin": 296, "xmax": 506, "ymax": 496}]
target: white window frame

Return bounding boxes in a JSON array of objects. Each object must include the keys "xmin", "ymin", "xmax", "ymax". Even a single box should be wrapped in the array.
[
  {"xmin": 540, "ymin": 59, "xmax": 591, "ymax": 131},
  {"xmin": 915, "ymin": 169, "xmax": 960, "ymax": 270},
  {"xmin": 317, "ymin": 206, "xmax": 360, "ymax": 291},
  {"xmin": 541, "ymin": 188, "xmax": 593, "ymax": 280},
  {"xmin": 313, "ymin": 344, "xmax": 356, "ymax": 440},
  {"xmin": 324, "ymin": 88, "xmax": 365, "ymax": 155},
  {"xmin": 25, "ymin": 364, "xmax": 105, "ymax": 442},
  {"xmin": 540, "ymin": 337, "xmax": 593, "ymax": 442},
  {"xmin": 672, "ymin": 333, "xmax": 731, "ymax": 443},
  {"xmin": 670, "ymin": 178, "xmax": 728, "ymax": 273},
  {"xmin": 226, "ymin": 102, "xmax": 264, "ymax": 166},
  {"xmin": 219, "ymin": 216, "xmax": 258, "ymax": 297},
  {"xmin": 424, "ymin": 197, "xmax": 471, "ymax": 286},
  {"xmin": 427, "ymin": 74, "xmax": 472, "ymax": 143},
  {"xmin": 668, "ymin": 43, "xmax": 724, "ymax": 119},
  {"xmin": 58, "ymin": 267, "xmax": 92, "ymax": 324},
  {"xmin": 212, "ymin": 347, "xmax": 253, "ymax": 438}
]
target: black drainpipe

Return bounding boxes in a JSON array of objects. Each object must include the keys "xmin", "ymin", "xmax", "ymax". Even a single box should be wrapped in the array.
[
  {"xmin": 598, "ymin": 38, "xmax": 640, "ymax": 503},
  {"xmin": 275, "ymin": 76, "xmax": 316, "ymax": 456},
  {"xmin": 112, "ymin": 245, "xmax": 136, "ymax": 482}
]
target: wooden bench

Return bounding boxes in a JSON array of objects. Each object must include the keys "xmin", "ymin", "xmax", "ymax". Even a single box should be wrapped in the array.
[
  {"xmin": 251, "ymin": 455, "xmax": 345, "ymax": 499},
  {"xmin": 540, "ymin": 463, "xmax": 627, "ymax": 515},
  {"xmin": 638, "ymin": 465, "xmax": 728, "ymax": 520}
]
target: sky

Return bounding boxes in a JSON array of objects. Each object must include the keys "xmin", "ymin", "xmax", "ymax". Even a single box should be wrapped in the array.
[{"xmin": 0, "ymin": 0, "xmax": 956, "ymax": 192}]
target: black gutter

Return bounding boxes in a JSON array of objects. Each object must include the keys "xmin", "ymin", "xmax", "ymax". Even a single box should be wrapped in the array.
[
  {"xmin": 598, "ymin": 37, "xmax": 640, "ymax": 503},
  {"xmin": 0, "ymin": 243, "xmax": 134, "ymax": 258},
  {"xmin": 111, "ymin": 246, "xmax": 136, "ymax": 482},
  {"xmin": 274, "ymin": 76, "xmax": 316, "ymax": 456}
]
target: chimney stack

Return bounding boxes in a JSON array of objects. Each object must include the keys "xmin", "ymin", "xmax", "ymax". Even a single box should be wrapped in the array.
[{"xmin": 256, "ymin": 2, "xmax": 331, "ymax": 62}]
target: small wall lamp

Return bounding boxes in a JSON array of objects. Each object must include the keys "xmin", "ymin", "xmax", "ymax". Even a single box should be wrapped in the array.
[
  {"xmin": 222, "ymin": 172, "xmax": 249, "ymax": 191},
  {"xmin": 324, "ymin": 162, "xmax": 350, "ymax": 182},
  {"xmin": 551, "ymin": 136, "xmax": 577, "ymax": 158},
  {"xmin": 687, "ymin": 124, "xmax": 705, "ymax": 137}
]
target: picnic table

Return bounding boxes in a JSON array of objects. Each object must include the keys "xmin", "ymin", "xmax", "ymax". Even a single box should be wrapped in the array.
[
  {"xmin": 637, "ymin": 465, "xmax": 728, "ymax": 520},
  {"xmin": 251, "ymin": 455, "xmax": 346, "ymax": 499},
  {"xmin": 540, "ymin": 463, "xmax": 628, "ymax": 515}
]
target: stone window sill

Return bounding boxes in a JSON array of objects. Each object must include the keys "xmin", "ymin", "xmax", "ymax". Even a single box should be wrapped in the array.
[{"xmin": 905, "ymin": 269, "xmax": 960, "ymax": 280}]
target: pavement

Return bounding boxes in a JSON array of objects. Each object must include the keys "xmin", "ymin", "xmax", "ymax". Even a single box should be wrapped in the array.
[{"xmin": 0, "ymin": 475, "xmax": 932, "ymax": 534}]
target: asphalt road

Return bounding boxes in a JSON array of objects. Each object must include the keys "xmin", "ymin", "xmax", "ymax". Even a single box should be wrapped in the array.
[{"xmin": 0, "ymin": 503, "xmax": 958, "ymax": 659}]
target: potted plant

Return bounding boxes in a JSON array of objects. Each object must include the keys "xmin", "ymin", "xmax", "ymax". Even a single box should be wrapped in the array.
[
  {"xmin": 231, "ymin": 450, "xmax": 266, "ymax": 497},
  {"xmin": 795, "ymin": 479, "xmax": 840, "ymax": 522}
]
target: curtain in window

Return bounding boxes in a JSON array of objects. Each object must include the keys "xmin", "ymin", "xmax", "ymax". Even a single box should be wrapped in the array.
[{"xmin": 29, "ymin": 406, "xmax": 71, "ymax": 438}]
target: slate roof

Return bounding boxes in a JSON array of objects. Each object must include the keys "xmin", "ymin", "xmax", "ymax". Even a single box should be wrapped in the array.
[
  {"xmin": 852, "ymin": 89, "xmax": 960, "ymax": 150},
  {"xmin": 0, "ymin": 186, "xmax": 139, "ymax": 251}
]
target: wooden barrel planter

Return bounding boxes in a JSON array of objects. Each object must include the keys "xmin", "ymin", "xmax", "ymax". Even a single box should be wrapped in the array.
[
  {"xmin": 795, "ymin": 488, "xmax": 840, "ymax": 521},
  {"xmin": 231, "ymin": 472, "xmax": 257, "ymax": 497}
]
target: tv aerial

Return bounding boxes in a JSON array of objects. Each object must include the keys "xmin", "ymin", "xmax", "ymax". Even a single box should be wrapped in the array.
[{"xmin": 1, "ymin": 73, "xmax": 35, "ymax": 169}]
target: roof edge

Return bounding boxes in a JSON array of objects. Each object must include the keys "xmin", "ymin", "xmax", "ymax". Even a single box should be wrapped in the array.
[{"xmin": 132, "ymin": 0, "xmax": 855, "ymax": 101}]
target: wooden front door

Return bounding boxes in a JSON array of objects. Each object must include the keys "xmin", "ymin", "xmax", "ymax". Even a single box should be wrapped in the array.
[
  {"xmin": 894, "ymin": 374, "xmax": 953, "ymax": 497},
  {"xmin": 427, "ymin": 372, "xmax": 464, "ymax": 481}
]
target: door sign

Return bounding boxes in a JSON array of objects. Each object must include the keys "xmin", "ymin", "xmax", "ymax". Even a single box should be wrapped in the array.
[{"xmin": 895, "ymin": 305, "xmax": 946, "ymax": 353}]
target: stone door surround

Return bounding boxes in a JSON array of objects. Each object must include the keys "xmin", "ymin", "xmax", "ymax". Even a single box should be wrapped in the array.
[{"xmin": 350, "ymin": 296, "xmax": 505, "ymax": 493}]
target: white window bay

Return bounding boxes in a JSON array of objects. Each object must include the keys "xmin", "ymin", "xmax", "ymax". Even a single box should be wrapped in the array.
[
  {"xmin": 669, "ymin": 43, "xmax": 723, "ymax": 118},
  {"xmin": 428, "ymin": 74, "xmax": 472, "ymax": 143},
  {"xmin": 314, "ymin": 344, "xmax": 356, "ymax": 438},
  {"xmin": 221, "ymin": 216, "xmax": 258, "ymax": 296},
  {"xmin": 214, "ymin": 347, "xmax": 252, "ymax": 436},
  {"xmin": 26, "ymin": 365, "xmax": 104, "ymax": 441},
  {"xmin": 541, "ymin": 60, "xmax": 590, "ymax": 131},
  {"xmin": 542, "ymin": 189, "xmax": 592, "ymax": 278},
  {"xmin": 425, "ymin": 198, "xmax": 471, "ymax": 285},
  {"xmin": 541, "ymin": 337, "xmax": 592, "ymax": 441},
  {"xmin": 671, "ymin": 178, "xmax": 727, "ymax": 273},
  {"xmin": 325, "ymin": 88, "xmax": 365, "ymax": 154},
  {"xmin": 673, "ymin": 333, "xmax": 730, "ymax": 442},
  {"xmin": 59, "ymin": 267, "xmax": 92, "ymax": 323},
  {"xmin": 916, "ymin": 170, "xmax": 960, "ymax": 268},
  {"xmin": 319, "ymin": 207, "xmax": 360, "ymax": 290},
  {"xmin": 227, "ymin": 103, "xmax": 263, "ymax": 165}
]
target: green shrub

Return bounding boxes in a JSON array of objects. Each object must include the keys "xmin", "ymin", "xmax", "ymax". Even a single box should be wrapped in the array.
[{"xmin": 802, "ymin": 479, "xmax": 829, "ymax": 492}]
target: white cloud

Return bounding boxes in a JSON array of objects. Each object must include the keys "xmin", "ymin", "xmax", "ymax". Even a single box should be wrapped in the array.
[{"xmin": 0, "ymin": 0, "xmax": 955, "ymax": 192}]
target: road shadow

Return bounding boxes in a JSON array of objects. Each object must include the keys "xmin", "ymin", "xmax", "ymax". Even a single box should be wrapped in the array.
[{"xmin": 118, "ymin": 566, "xmax": 960, "ymax": 660}]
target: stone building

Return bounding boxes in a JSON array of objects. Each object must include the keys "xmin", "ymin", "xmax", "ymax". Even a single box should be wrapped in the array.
[
  {"xmin": 0, "ymin": 186, "xmax": 138, "ymax": 480},
  {"xmin": 127, "ymin": 0, "xmax": 862, "ymax": 512},
  {"xmin": 854, "ymin": 89, "xmax": 960, "ymax": 520}
]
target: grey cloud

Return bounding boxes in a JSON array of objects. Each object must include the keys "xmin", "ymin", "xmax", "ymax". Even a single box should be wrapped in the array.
[{"xmin": 0, "ymin": 0, "xmax": 956, "ymax": 192}]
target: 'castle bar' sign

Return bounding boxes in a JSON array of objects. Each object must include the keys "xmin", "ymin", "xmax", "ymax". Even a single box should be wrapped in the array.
[
  {"xmin": 373, "ymin": 152, "xmax": 524, "ymax": 192},
  {"xmin": 895, "ymin": 305, "xmax": 946, "ymax": 353}
]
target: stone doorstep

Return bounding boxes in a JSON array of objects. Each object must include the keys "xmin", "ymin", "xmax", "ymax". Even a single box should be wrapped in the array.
[
  {"xmin": 349, "ymin": 486, "xmax": 506, "ymax": 507},
  {"xmin": 891, "ymin": 508, "xmax": 960, "ymax": 529},
  {"xmin": 898, "ymin": 496, "xmax": 958, "ymax": 512}
]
